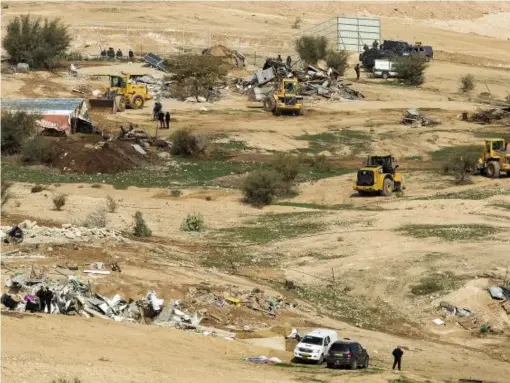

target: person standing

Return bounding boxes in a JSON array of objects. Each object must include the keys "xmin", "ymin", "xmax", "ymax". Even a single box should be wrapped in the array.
[
  {"xmin": 36, "ymin": 286, "xmax": 46, "ymax": 313},
  {"xmin": 128, "ymin": 49, "xmax": 134, "ymax": 60},
  {"xmin": 44, "ymin": 287, "xmax": 53, "ymax": 314},
  {"xmin": 286, "ymin": 55, "xmax": 292, "ymax": 68},
  {"xmin": 354, "ymin": 63, "xmax": 361, "ymax": 81},
  {"xmin": 392, "ymin": 346, "xmax": 404, "ymax": 371},
  {"xmin": 165, "ymin": 111, "xmax": 171, "ymax": 129},
  {"xmin": 158, "ymin": 111, "xmax": 165, "ymax": 129},
  {"xmin": 277, "ymin": 54, "xmax": 282, "ymax": 62}
]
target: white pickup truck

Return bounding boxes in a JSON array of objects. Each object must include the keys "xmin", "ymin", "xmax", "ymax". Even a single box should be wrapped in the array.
[
  {"xmin": 373, "ymin": 59, "xmax": 398, "ymax": 79},
  {"xmin": 293, "ymin": 329, "xmax": 338, "ymax": 364}
]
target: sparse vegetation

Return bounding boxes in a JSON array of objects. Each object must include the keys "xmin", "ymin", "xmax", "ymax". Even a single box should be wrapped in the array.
[
  {"xmin": 273, "ymin": 153, "xmax": 300, "ymax": 183},
  {"xmin": 418, "ymin": 187, "xmax": 510, "ymax": 201},
  {"xmin": 83, "ymin": 206, "xmax": 107, "ymax": 228},
  {"xmin": 106, "ymin": 195, "xmax": 118, "ymax": 213},
  {"xmin": 292, "ymin": 17, "xmax": 302, "ymax": 29},
  {"xmin": 242, "ymin": 170, "xmax": 281, "ymax": 206},
  {"xmin": 325, "ymin": 49, "xmax": 349, "ymax": 76},
  {"xmin": 133, "ymin": 211, "xmax": 152, "ymax": 237},
  {"xmin": 459, "ymin": 74, "xmax": 475, "ymax": 93},
  {"xmin": 1, "ymin": 111, "xmax": 39, "ymax": 155},
  {"xmin": 21, "ymin": 136, "xmax": 60, "ymax": 165},
  {"xmin": 3, "ymin": 14, "xmax": 71, "ymax": 69},
  {"xmin": 398, "ymin": 224, "xmax": 500, "ymax": 242},
  {"xmin": 50, "ymin": 378, "xmax": 82, "ymax": 383},
  {"xmin": 31, "ymin": 185, "xmax": 44, "ymax": 193},
  {"xmin": 165, "ymin": 54, "xmax": 228, "ymax": 101},
  {"xmin": 439, "ymin": 148, "xmax": 479, "ymax": 184},
  {"xmin": 410, "ymin": 272, "xmax": 464, "ymax": 296},
  {"xmin": 170, "ymin": 128, "xmax": 207, "ymax": 157},
  {"xmin": 1, "ymin": 179, "xmax": 13, "ymax": 208},
  {"xmin": 170, "ymin": 189, "xmax": 182, "ymax": 197},
  {"xmin": 394, "ymin": 55, "xmax": 428, "ymax": 86},
  {"xmin": 91, "ymin": 184, "xmax": 102, "ymax": 189},
  {"xmin": 52, "ymin": 194, "xmax": 67, "ymax": 211},
  {"xmin": 181, "ymin": 213, "xmax": 205, "ymax": 232},
  {"xmin": 295, "ymin": 35, "xmax": 328, "ymax": 65}
]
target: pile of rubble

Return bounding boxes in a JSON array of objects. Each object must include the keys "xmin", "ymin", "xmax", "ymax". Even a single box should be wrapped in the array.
[
  {"xmin": 464, "ymin": 107, "xmax": 510, "ymax": 124},
  {"xmin": 401, "ymin": 109, "xmax": 441, "ymax": 127},
  {"xmin": 234, "ymin": 59, "xmax": 364, "ymax": 102},
  {"xmin": 1, "ymin": 220, "xmax": 126, "ymax": 245},
  {"xmin": 202, "ymin": 44, "xmax": 245, "ymax": 68}
]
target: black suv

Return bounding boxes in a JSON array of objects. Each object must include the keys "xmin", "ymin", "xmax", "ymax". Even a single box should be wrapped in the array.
[{"xmin": 326, "ymin": 341, "xmax": 369, "ymax": 369}]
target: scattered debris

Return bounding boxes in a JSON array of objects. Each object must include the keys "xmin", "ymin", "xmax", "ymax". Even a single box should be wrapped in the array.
[
  {"xmin": 143, "ymin": 53, "xmax": 169, "ymax": 73},
  {"xmin": 401, "ymin": 108, "xmax": 441, "ymax": 127},
  {"xmin": 488, "ymin": 286, "xmax": 506, "ymax": 300},
  {"xmin": 244, "ymin": 356, "xmax": 282, "ymax": 365},
  {"xmin": 468, "ymin": 107, "xmax": 510, "ymax": 124},
  {"xmin": 439, "ymin": 301, "xmax": 474, "ymax": 318},
  {"xmin": 432, "ymin": 318, "xmax": 445, "ymax": 326},
  {"xmin": 202, "ymin": 45, "xmax": 245, "ymax": 68}
]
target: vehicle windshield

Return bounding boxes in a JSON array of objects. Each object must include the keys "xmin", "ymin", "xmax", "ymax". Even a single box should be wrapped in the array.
[
  {"xmin": 330, "ymin": 343, "xmax": 351, "ymax": 352},
  {"xmin": 284, "ymin": 82, "xmax": 295, "ymax": 93},
  {"xmin": 300, "ymin": 336, "xmax": 323, "ymax": 345}
]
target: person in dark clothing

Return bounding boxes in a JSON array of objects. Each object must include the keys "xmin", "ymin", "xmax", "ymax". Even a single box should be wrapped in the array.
[
  {"xmin": 44, "ymin": 287, "xmax": 53, "ymax": 314},
  {"xmin": 4, "ymin": 225, "xmax": 23, "ymax": 244},
  {"xmin": 128, "ymin": 49, "xmax": 134, "ymax": 60},
  {"xmin": 100, "ymin": 49, "xmax": 107, "ymax": 58},
  {"xmin": 165, "ymin": 111, "xmax": 171, "ymax": 129},
  {"xmin": 1, "ymin": 293, "xmax": 19, "ymax": 310},
  {"xmin": 392, "ymin": 346, "xmax": 404, "ymax": 371},
  {"xmin": 277, "ymin": 54, "xmax": 282, "ymax": 62},
  {"xmin": 354, "ymin": 63, "xmax": 361, "ymax": 81},
  {"xmin": 116, "ymin": 49, "xmax": 123, "ymax": 59},
  {"xmin": 286, "ymin": 55, "xmax": 292, "ymax": 68},
  {"xmin": 36, "ymin": 286, "xmax": 46, "ymax": 313},
  {"xmin": 153, "ymin": 102, "xmax": 162, "ymax": 120},
  {"xmin": 158, "ymin": 111, "xmax": 165, "ymax": 129}
]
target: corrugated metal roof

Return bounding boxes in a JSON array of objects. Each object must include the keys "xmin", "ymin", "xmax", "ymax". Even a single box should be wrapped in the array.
[{"xmin": 1, "ymin": 98, "xmax": 86, "ymax": 113}]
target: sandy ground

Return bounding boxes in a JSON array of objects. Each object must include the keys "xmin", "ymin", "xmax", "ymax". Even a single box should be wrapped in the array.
[{"xmin": 2, "ymin": 2, "xmax": 510, "ymax": 383}]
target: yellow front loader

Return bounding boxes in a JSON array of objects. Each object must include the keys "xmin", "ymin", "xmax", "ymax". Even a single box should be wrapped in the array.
[
  {"xmin": 262, "ymin": 78, "xmax": 304, "ymax": 116},
  {"xmin": 475, "ymin": 138, "xmax": 510, "ymax": 177},
  {"xmin": 353, "ymin": 155, "xmax": 404, "ymax": 196}
]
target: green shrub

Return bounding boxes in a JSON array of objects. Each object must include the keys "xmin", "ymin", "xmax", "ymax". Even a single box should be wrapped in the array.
[
  {"xmin": 31, "ymin": 185, "xmax": 44, "ymax": 193},
  {"xmin": 459, "ymin": 74, "xmax": 475, "ymax": 93},
  {"xmin": 242, "ymin": 170, "xmax": 281, "ymax": 206},
  {"xmin": 325, "ymin": 50, "xmax": 349, "ymax": 76},
  {"xmin": 170, "ymin": 189, "xmax": 182, "ymax": 197},
  {"xmin": 83, "ymin": 206, "xmax": 107, "ymax": 228},
  {"xmin": 295, "ymin": 35, "xmax": 328, "ymax": 65},
  {"xmin": 21, "ymin": 136, "xmax": 60, "ymax": 165},
  {"xmin": 1, "ymin": 111, "xmax": 39, "ymax": 155},
  {"xmin": 181, "ymin": 213, "xmax": 205, "ymax": 232},
  {"xmin": 133, "ymin": 211, "xmax": 152, "ymax": 237},
  {"xmin": 106, "ymin": 195, "xmax": 118, "ymax": 213},
  {"xmin": 52, "ymin": 194, "xmax": 67, "ymax": 211},
  {"xmin": 440, "ymin": 150, "xmax": 479, "ymax": 184},
  {"xmin": 394, "ymin": 55, "xmax": 428, "ymax": 86},
  {"xmin": 273, "ymin": 153, "xmax": 300, "ymax": 183},
  {"xmin": 170, "ymin": 128, "xmax": 207, "ymax": 157},
  {"xmin": 3, "ymin": 14, "xmax": 71, "ymax": 69}
]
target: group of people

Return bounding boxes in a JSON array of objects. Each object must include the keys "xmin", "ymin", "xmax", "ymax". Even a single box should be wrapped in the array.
[
  {"xmin": 1, "ymin": 286, "xmax": 54, "ymax": 314},
  {"xmin": 100, "ymin": 47, "xmax": 135, "ymax": 60},
  {"xmin": 153, "ymin": 101, "xmax": 171, "ymax": 129}
]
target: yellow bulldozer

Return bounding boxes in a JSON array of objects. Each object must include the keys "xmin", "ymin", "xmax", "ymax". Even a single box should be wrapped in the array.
[
  {"xmin": 262, "ymin": 78, "xmax": 304, "ymax": 116},
  {"xmin": 353, "ymin": 155, "xmax": 404, "ymax": 196},
  {"xmin": 475, "ymin": 138, "xmax": 510, "ymax": 177},
  {"xmin": 89, "ymin": 72, "xmax": 153, "ymax": 112}
]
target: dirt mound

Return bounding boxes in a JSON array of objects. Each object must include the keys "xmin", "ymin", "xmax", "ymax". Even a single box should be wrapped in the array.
[{"xmin": 55, "ymin": 139, "xmax": 146, "ymax": 174}]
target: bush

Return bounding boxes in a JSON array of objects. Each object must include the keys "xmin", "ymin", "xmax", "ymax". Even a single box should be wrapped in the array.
[
  {"xmin": 459, "ymin": 74, "xmax": 475, "ymax": 93},
  {"xmin": 133, "ymin": 211, "xmax": 152, "ymax": 237},
  {"xmin": 394, "ymin": 55, "xmax": 428, "ymax": 86},
  {"xmin": 273, "ymin": 153, "xmax": 300, "ymax": 183},
  {"xmin": 165, "ymin": 54, "xmax": 228, "ymax": 101},
  {"xmin": 91, "ymin": 184, "xmax": 102, "ymax": 189},
  {"xmin": 52, "ymin": 194, "xmax": 67, "ymax": 211},
  {"xmin": 302, "ymin": 154, "xmax": 332, "ymax": 173},
  {"xmin": 440, "ymin": 151, "xmax": 479, "ymax": 184},
  {"xmin": 242, "ymin": 170, "xmax": 281, "ymax": 206},
  {"xmin": 31, "ymin": 185, "xmax": 44, "ymax": 193},
  {"xmin": 292, "ymin": 17, "xmax": 302, "ymax": 29},
  {"xmin": 170, "ymin": 128, "xmax": 207, "ymax": 157},
  {"xmin": 181, "ymin": 213, "xmax": 205, "ymax": 232},
  {"xmin": 1, "ymin": 111, "xmax": 39, "ymax": 155},
  {"xmin": 325, "ymin": 50, "xmax": 349, "ymax": 76},
  {"xmin": 295, "ymin": 35, "xmax": 328, "ymax": 65},
  {"xmin": 170, "ymin": 189, "xmax": 182, "ymax": 197},
  {"xmin": 21, "ymin": 136, "xmax": 60, "ymax": 165},
  {"xmin": 2, "ymin": 14, "xmax": 71, "ymax": 69},
  {"xmin": 83, "ymin": 206, "xmax": 107, "ymax": 228},
  {"xmin": 106, "ymin": 195, "xmax": 118, "ymax": 213},
  {"xmin": 1, "ymin": 179, "xmax": 13, "ymax": 208}
]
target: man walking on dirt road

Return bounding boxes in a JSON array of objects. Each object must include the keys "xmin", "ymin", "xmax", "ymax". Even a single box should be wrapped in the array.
[
  {"xmin": 392, "ymin": 346, "xmax": 404, "ymax": 371},
  {"xmin": 354, "ymin": 63, "xmax": 361, "ymax": 81},
  {"xmin": 165, "ymin": 111, "xmax": 171, "ymax": 129}
]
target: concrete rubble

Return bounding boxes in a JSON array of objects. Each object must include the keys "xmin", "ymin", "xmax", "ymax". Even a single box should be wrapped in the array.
[
  {"xmin": 1, "ymin": 220, "xmax": 127, "ymax": 245},
  {"xmin": 401, "ymin": 109, "xmax": 441, "ymax": 127},
  {"xmin": 202, "ymin": 44, "xmax": 245, "ymax": 68},
  {"xmin": 233, "ymin": 61, "xmax": 364, "ymax": 102},
  {"xmin": 466, "ymin": 107, "xmax": 510, "ymax": 124}
]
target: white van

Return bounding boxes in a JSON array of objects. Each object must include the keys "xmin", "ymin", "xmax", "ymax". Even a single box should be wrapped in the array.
[
  {"xmin": 293, "ymin": 329, "xmax": 338, "ymax": 364},
  {"xmin": 373, "ymin": 59, "xmax": 398, "ymax": 79}
]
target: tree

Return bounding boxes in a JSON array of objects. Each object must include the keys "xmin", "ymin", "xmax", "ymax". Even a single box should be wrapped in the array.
[
  {"xmin": 3, "ymin": 14, "xmax": 71, "ymax": 69},
  {"xmin": 166, "ymin": 54, "xmax": 228, "ymax": 101},
  {"xmin": 1, "ymin": 111, "xmax": 39, "ymax": 155},
  {"xmin": 459, "ymin": 74, "xmax": 475, "ymax": 93},
  {"xmin": 325, "ymin": 50, "xmax": 349, "ymax": 76},
  {"xmin": 394, "ymin": 55, "xmax": 428, "ymax": 86},
  {"xmin": 295, "ymin": 36, "xmax": 328, "ymax": 65}
]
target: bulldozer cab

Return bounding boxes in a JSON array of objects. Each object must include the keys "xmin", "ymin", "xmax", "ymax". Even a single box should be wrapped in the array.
[
  {"xmin": 110, "ymin": 75, "xmax": 126, "ymax": 89},
  {"xmin": 486, "ymin": 139, "xmax": 506, "ymax": 152},
  {"xmin": 366, "ymin": 155, "xmax": 397, "ymax": 174},
  {"xmin": 283, "ymin": 80, "xmax": 296, "ymax": 94}
]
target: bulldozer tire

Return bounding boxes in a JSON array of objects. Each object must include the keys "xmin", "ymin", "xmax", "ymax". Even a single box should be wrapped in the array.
[
  {"xmin": 486, "ymin": 161, "xmax": 500, "ymax": 178},
  {"xmin": 263, "ymin": 96, "xmax": 276, "ymax": 112},
  {"xmin": 130, "ymin": 95, "xmax": 144, "ymax": 109},
  {"xmin": 381, "ymin": 178, "xmax": 394, "ymax": 197}
]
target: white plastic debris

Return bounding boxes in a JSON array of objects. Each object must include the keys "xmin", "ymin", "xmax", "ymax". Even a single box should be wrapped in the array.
[{"xmin": 432, "ymin": 319, "xmax": 445, "ymax": 326}]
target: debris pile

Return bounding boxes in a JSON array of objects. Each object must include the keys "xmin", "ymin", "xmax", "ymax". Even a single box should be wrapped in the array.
[
  {"xmin": 1, "ymin": 220, "xmax": 126, "ymax": 245},
  {"xmin": 401, "ymin": 109, "xmax": 441, "ymax": 127},
  {"xmin": 202, "ymin": 45, "xmax": 245, "ymax": 68},
  {"xmin": 234, "ymin": 63, "xmax": 364, "ymax": 102},
  {"xmin": 466, "ymin": 107, "xmax": 510, "ymax": 124}
]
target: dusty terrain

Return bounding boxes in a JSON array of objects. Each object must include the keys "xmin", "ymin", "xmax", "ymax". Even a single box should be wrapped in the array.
[{"xmin": 2, "ymin": 2, "xmax": 510, "ymax": 383}]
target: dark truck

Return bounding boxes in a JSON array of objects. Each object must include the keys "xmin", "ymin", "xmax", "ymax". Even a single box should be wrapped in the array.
[
  {"xmin": 360, "ymin": 40, "xmax": 433, "ymax": 70},
  {"xmin": 326, "ymin": 341, "xmax": 370, "ymax": 369}
]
